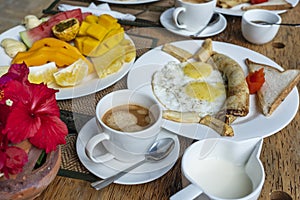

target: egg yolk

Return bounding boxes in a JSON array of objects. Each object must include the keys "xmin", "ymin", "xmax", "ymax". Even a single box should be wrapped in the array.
[
  {"xmin": 185, "ymin": 82, "xmax": 225, "ymax": 102},
  {"xmin": 183, "ymin": 62, "xmax": 212, "ymax": 79}
]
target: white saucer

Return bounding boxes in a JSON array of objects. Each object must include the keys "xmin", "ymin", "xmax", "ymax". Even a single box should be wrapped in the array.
[
  {"xmin": 160, "ymin": 8, "xmax": 227, "ymax": 38},
  {"xmin": 76, "ymin": 118, "xmax": 180, "ymax": 185}
]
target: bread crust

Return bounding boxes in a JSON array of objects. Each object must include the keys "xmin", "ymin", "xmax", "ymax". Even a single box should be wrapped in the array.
[
  {"xmin": 162, "ymin": 43, "xmax": 192, "ymax": 62},
  {"xmin": 245, "ymin": 58, "xmax": 300, "ymax": 116},
  {"xmin": 241, "ymin": 3, "xmax": 293, "ymax": 11}
]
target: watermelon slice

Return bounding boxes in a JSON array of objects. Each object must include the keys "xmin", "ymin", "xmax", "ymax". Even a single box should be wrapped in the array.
[{"xmin": 20, "ymin": 9, "xmax": 91, "ymax": 48}]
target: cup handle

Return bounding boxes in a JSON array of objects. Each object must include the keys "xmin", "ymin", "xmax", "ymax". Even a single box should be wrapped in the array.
[
  {"xmin": 172, "ymin": 7, "xmax": 187, "ymax": 29},
  {"xmin": 170, "ymin": 184, "xmax": 203, "ymax": 200},
  {"xmin": 85, "ymin": 133, "xmax": 115, "ymax": 163}
]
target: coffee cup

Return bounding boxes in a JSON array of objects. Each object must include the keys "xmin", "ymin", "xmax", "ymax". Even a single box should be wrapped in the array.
[
  {"xmin": 85, "ymin": 89, "xmax": 162, "ymax": 163},
  {"xmin": 170, "ymin": 137, "xmax": 265, "ymax": 200},
  {"xmin": 242, "ymin": 9, "xmax": 281, "ymax": 44},
  {"xmin": 173, "ymin": 0, "xmax": 217, "ymax": 32}
]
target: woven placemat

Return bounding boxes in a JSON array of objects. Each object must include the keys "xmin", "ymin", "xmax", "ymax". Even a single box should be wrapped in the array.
[
  {"xmin": 57, "ymin": 33, "xmax": 158, "ymax": 182},
  {"xmin": 57, "ymin": 33, "xmax": 158, "ymax": 115},
  {"xmin": 41, "ymin": 1, "xmax": 171, "ymax": 181},
  {"xmin": 59, "ymin": 133, "xmax": 100, "ymax": 182}
]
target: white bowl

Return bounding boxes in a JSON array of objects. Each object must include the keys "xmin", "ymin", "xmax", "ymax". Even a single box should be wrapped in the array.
[{"xmin": 242, "ymin": 9, "xmax": 281, "ymax": 44}]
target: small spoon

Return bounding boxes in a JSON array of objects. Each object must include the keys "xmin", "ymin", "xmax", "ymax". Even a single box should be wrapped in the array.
[
  {"xmin": 251, "ymin": 20, "xmax": 300, "ymax": 27},
  {"xmin": 91, "ymin": 137, "xmax": 175, "ymax": 190},
  {"xmin": 190, "ymin": 13, "xmax": 221, "ymax": 39}
]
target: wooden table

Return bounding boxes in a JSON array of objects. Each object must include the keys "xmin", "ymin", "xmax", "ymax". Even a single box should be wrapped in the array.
[{"xmin": 0, "ymin": 0, "xmax": 299, "ymax": 199}]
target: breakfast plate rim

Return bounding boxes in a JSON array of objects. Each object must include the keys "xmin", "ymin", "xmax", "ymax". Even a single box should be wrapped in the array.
[
  {"xmin": 0, "ymin": 25, "xmax": 135, "ymax": 100},
  {"xmin": 160, "ymin": 8, "xmax": 227, "ymax": 38},
  {"xmin": 127, "ymin": 39, "xmax": 299, "ymax": 141},
  {"xmin": 215, "ymin": 0, "xmax": 299, "ymax": 16},
  {"xmin": 76, "ymin": 117, "xmax": 180, "ymax": 184}
]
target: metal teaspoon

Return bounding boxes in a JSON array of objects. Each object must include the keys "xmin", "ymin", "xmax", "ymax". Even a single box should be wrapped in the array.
[
  {"xmin": 190, "ymin": 13, "xmax": 221, "ymax": 39},
  {"xmin": 251, "ymin": 20, "xmax": 300, "ymax": 27},
  {"xmin": 91, "ymin": 137, "xmax": 175, "ymax": 190}
]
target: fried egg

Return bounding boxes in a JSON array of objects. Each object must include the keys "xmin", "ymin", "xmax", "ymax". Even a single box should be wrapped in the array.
[{"xmin": 152, "ymin": 61, "xmax": 226, "ymax": 117}]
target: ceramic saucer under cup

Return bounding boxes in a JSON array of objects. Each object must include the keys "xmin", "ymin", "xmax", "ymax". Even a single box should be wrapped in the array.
[
  {"xmin": 160, "ymin": 8, "xmax": 227, "ymax": 38},
  {"xmin": 76, "ymin": 118, "xmax": 180, "ymax": 185}
]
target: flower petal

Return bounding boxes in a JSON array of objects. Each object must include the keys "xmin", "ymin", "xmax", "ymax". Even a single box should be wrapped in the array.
[
  {"xmin": 28, "ymin": 83, "xmax": 59, "ymax": 117},
  {"xmin": 0, "ymin": 63, "xmax": 29, "ymax": 85},
  {"xmin": 5, "ymin": 146, "xmax": 28, "ymax": 175},
  {"xmin": 4, "ymin": 102, "xmax": 41, "ymax": 143},
  {"xmin": 0, "ymin": 151, "xmax": 6, "ymax": 170},
  {"xmin": 29, "ymin": 115, "xmax": 68, "ymax": 153},
  {"xmin": 0, "ymin": 104, "xmax": 10, "ymax": 131},
  {"xmin": 0, "ymin": 80, "xmax": 30, "ymax": 105}
]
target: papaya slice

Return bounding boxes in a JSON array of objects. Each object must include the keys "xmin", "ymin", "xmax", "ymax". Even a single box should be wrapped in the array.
[
  {"xmin": 12, "ymin": 48, "xmax": 78, "ymax": 67},
  {"xmin": 25, "ymin": 38, "xmax": 94, "ymax": 73}
]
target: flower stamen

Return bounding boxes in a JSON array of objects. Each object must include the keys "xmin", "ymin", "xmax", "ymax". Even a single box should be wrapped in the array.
[
  {"xmin": 6, "ymin": 99, "xmax": 13, "ymax": 107},
  {"xmin": 0, "ymin": 90, "xmax": 4, "ymax": 100}
]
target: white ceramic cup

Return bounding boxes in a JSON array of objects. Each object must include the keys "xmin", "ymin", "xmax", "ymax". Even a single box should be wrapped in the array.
[
  {"xmin": 173, "ymin": 0, "xmax": 217, "ymax": 32},
  {"xmin": 242, "ymin": 9, "xmax": 281, "ymax": 45},
  {"xmin": 170, "ymin": 137, "xmax": 265, "ymax": 200},
  {"xmin": 85, "ymin": 89, "xmax": 162, "ymax": 163}
]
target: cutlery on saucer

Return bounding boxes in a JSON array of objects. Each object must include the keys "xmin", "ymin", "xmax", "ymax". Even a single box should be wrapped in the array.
[
  {"xmin": 91, "ymin": 137, "xmax": 175, "ymax": 190},
  {"xmin": 251, "ymin": 20, "xmax": 300, "ymax": 27},
  {"xmin": 190, "ymin": 13, "xmax": 220, "ymax": 39}
]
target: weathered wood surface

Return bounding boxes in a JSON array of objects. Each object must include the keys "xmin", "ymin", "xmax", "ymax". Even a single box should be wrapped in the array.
[{"xmin": 0, "ymin": 0, "xmax": 299, "ymax": 199}]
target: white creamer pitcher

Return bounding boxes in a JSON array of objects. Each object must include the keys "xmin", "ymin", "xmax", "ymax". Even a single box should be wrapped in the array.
[{"xmin": 170, "ymin": 137, "xmax": 265, "ymax": 200}]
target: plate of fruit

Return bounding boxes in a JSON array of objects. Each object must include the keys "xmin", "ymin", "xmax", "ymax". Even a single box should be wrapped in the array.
[{"xmin": 0, "ymin": 9, "xmax": 136, "ymax": 100}]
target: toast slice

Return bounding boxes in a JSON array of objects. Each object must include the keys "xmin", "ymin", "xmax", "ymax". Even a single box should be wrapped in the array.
[
  {"xmin": 245, "ymin": 58, "xmax": 300, "ymax": 116},
  {"xmin": 241, "ymin": 0, "xmax": 293, "ymax": 11}
]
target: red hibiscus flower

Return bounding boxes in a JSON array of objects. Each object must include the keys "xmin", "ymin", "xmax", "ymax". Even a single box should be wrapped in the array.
[
  {"xmin": 0, "ymin": 63, "xmax": 68, "ymax": 178},
  {"xmin": 1, "ymin": 146, "xmax": 28, "ymax": 177}
]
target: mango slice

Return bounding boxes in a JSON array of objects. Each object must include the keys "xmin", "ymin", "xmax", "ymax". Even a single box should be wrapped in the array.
[
  {"xmin": 74, "ymin": 14, "xmax": 125, "ymax": 57},
  {"xmin": 86, "ymin": 23, "xmax": 108, "ymax": 41},
  {"xmin": 90, "ymin": 39, "xmax": 136, "ymax": 78}
]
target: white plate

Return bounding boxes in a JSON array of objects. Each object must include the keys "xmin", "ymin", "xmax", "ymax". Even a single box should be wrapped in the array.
[
  {"xmin": 0, "ymin": 25, "xmax": 135, "ymax": 100},
  {"xmin": 98, "ymin": 0, "xmax": 159, "ymax": 5},
  {"xmin": 127, "ymin": 40, "xmax": 299, "ymax": 141},
  {"xmin": 76, "ymin": 118, "xmax": 180, "ymax": 185},
  {"xmin": 215, "ymin": 0, "xmax": 299, "ymax": 16},
  {"xmin": 160, "ymin": 8, "xmax": 227, "ymax": 38}
]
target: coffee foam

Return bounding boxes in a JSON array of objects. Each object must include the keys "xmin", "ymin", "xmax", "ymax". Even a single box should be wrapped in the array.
[
  {"xmin": 106, "ymin": 110, "xmax": 144, "ymax": 132},
  {"xmin": 102, "ymin": 104, "xmax": 154, "ymax": 132}
]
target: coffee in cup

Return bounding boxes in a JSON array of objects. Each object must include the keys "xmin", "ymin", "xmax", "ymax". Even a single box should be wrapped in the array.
[
  {"xmin": 102, "ymin": 104, "xmax": 155, "ymax": 132},
  {"xmin": 173, "ymin": 0, "xmax": 217, "ymax": 32},
  {"xmin": 85, "ymin": 89, "xmax": 162, "ymax": 163}
]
